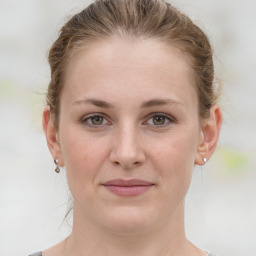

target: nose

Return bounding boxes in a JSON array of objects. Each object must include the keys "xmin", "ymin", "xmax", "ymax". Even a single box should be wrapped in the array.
[{"xmin": 109, "ymin": 125, "xmax": 146, "ymax": 169}]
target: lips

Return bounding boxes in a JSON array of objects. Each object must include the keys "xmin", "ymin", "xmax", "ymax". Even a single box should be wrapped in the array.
[
  {"xmin": 102, "ymin": 179, "xmax": 154, "ymax": 196},
  {"xmin": 103, "ymin": 179, "xmax": 154, "ymax": 186}
]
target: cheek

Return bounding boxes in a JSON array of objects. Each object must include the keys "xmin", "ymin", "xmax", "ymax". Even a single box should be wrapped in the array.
[
  {"xmin": 59, "ymin": 126, "xmax": 109, "ymax": 189},
  {"xmin": 149, "ymin": 128, "xmax": 199, "ymax": 188}
]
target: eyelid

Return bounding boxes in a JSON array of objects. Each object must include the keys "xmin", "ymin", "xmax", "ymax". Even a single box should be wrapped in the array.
[
  {"xmin": 80, "ymin": 112, "xmax": 176, "ymax": 128},
  {"xmin": 81, "ymin": 113, "xmax": 112, "ymax": 127},
  {"xmin": 143, "ymin": 112, "xmax": 176, "ymax": 127}
]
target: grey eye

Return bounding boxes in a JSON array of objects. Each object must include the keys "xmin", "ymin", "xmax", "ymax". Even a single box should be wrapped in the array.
[
  {"xmin": 90, "ymin": 116, "xmax": 104, "ymax": 125},
  {"xmin": 152, "ymin": 116, "xmax": 166, "ymax": 125},
  {"xmin": 145, "ymin": 113, "xmax": 174, "ymax": 127}
]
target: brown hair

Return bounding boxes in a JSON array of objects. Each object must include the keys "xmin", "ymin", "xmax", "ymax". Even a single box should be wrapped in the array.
[{"xmin": 47, "ymin": 0, "xmax": 220, "ymax": 128}]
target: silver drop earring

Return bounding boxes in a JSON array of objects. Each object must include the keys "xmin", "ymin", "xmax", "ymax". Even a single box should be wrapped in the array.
[
  {"xmin": 54, "ymin": 159, "xmax": 60, "ymax": 173},
  {"xmin": 203, "ymin": 158, "xmax": 207, "ymax": 164}
]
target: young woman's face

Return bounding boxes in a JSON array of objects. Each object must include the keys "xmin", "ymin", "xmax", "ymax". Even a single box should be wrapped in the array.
[{"xmin": 57, "ymin": 37, "xmax": 204, "ymax": 233}]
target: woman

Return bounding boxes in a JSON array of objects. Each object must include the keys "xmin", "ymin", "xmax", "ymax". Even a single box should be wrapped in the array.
[{"xmin": 30, "ymin": 0, "xmax": 222, "ymax": 255}]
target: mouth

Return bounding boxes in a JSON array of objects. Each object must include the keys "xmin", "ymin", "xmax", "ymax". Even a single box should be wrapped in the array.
[{"xmin": 101, "ymin": 179, "xmax": 155, "ymax": 196}]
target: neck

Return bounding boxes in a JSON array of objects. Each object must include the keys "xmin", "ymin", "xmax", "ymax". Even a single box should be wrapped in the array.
[{"xmin": 62, "ymin": 201, "xmax": 206, "ymax": 256}]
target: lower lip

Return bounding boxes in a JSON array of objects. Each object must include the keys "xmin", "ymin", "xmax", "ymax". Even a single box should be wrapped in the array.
[{"xmin": 103, "ymin": 185, "xmax": 153, "ymax": 196}]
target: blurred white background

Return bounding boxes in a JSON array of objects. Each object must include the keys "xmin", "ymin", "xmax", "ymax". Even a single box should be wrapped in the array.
[{"xmin": 0, "ymin": 0, "xmax": 255, "ymax": 255}]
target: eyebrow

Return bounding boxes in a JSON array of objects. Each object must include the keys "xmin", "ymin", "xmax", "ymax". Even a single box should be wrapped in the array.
[
  {"xmin": 72, "ymin": 98, "xmax": 184, "ymax": 108},
  {"xmin": 73, "ymin": 98, "xmax": 114, "ymax": 108},
  {"xmin": 141, "ymin": 98, "xmax": 184, "ymax": 108}
]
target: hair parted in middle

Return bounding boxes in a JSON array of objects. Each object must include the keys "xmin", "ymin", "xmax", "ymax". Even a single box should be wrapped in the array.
[{"xmin": 47, "ymin": 0, "xmax": 220, "ymax": 129}]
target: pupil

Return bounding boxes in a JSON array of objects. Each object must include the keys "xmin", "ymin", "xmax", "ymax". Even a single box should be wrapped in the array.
[
  {"xmin": 153, "ymin": 116, "xmax": 165, "ymax": 125},
  {"xmin": 92, "ymin": 116, "xmax": 103, "ymax": 125}
]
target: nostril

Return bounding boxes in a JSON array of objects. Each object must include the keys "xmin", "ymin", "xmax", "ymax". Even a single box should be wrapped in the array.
[
  {"xmin": 109, "ymin": 146, "xmax": 146, "ymax": 169},
  {"xmin": 113, "ymin": 161, "xmax": 120, "ymax": 166},
  {"xmin": 112, "ymin": 160, "xmax": 141, "ymax": 169}
]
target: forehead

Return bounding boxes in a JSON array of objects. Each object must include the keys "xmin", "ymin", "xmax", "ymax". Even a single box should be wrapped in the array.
[{"xmin": 62, "ymin": 37, "xmax": 197, "ymax": 107}]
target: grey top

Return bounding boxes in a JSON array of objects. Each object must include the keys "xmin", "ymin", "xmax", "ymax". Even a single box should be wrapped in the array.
[{"xmin": 29, "ymin": 252, "xmax": 217, "ymax": 256}]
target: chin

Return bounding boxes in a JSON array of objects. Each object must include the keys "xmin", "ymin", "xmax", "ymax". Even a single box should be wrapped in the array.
[{"xmin": 102, "ymin": 206, "xmax": 156, "ymax": 234}]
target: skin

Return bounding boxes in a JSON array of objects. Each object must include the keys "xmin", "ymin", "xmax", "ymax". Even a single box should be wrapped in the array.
[{"xmin": 43, "ymin": 37, "xmax": 222, "ymax": 256}]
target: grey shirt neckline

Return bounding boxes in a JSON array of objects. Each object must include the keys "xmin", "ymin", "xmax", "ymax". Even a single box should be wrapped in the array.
[{"xmin": 29, "ymin": 252, "xmax": 217, "ymax": 256}]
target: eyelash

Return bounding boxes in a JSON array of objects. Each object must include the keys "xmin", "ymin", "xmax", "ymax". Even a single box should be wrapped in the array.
[
  {"xmin": 144, "ymin": 113, "xmax": 175, "ymax": 127},
  {"xmin": 81, "ymin": 113, "xmax": 110, "ymax": 128},
  {"xmin": 80, "ymin": 112, "xmax": 175, "ymax": 128}
]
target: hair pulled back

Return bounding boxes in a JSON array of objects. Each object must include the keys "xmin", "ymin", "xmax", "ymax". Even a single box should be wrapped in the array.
[{"xmin": 47, "ymin": 0, "xmax": 219, "ymax": 128}]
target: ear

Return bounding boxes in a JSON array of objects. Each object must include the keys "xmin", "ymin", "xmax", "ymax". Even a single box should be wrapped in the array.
[
  {"xmin": 195, "ymin": 104, "xmax": 222, "ymax": 166},
  {"xmin": 42, "ymin": 106, "xmax": 64, "ymax": 167}
]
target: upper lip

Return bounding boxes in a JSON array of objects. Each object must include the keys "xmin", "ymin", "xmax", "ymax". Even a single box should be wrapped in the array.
[{"xmin": 102, "ymin": 179, "xmax": 154, "ymax": 186}]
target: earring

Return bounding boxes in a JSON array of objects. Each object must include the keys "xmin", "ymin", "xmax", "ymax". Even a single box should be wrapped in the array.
[
  {"xmin": 54, "ymin": 159, "xmax": 60, "ymax": 173},
  {"xmin": 203, "ymin": 158, "xmax": 207, "ymax": 164}
]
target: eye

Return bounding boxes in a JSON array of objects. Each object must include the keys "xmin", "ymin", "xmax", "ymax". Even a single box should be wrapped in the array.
[
  {"xmin": 81, "ymin": 114, "xmax": 110, "ymax": 127},
  {"xmin": 152, "ymin": 115, "xmax": 167, "ymax": 125},
  {"xmin": 145, "ymin": 113, "xmax": 174, "ymax": 127}
]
